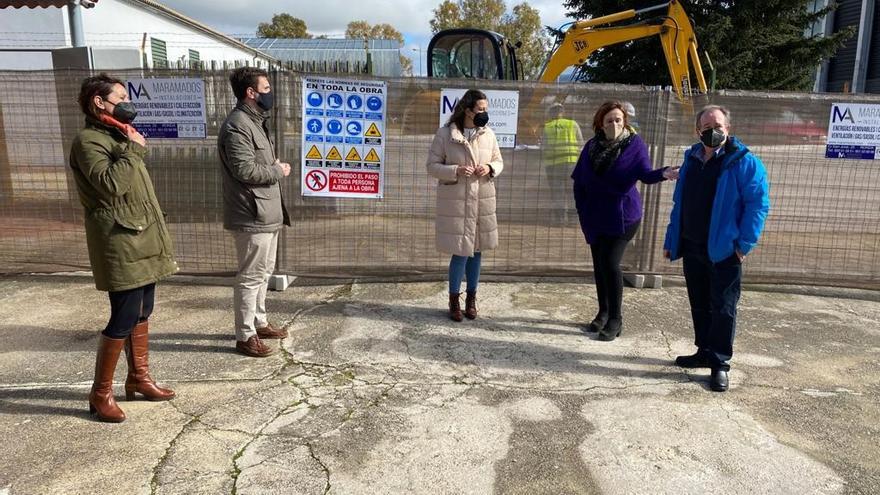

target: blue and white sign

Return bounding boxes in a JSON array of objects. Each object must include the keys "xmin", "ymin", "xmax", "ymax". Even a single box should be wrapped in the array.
[
  {"xmin": 439, "ymin": 88, "xmax": 520, "ymax": 148},
  {"xmin": 825, "ymin": 103, "xmax": 880, "ymax": 159},
  {"xmin": 345, "ymin": 121, "xmax": 362, "ymax": 135},
  {"xmin": 126, "ymin": 78, "xmax": 207, "ymax": 139},
  {"xmin": 307, "ymin": 92, "xmax": 323, "ymax": 107},
  {"xmin": 305, "ymin": 118, "xmax": 323, "ymax": 143},
  {"xmin": 327, "ymin": 93, "xmax": 343, "ymax": 108},
  {"xmin": 366, "ymin": 96, "xmax": 382, "ymax": 111},
  {"xmin": 324, "ymin": 93, "xmax": 343, "ymax": 117},
  {"xmin": 305, "ymin": 92, "xmax": 324, "ymax": 116},
  {"xmin": 306, "ymin": 118, "xmax": 323, "ymax": 134},
  {"xmin": 347, "ymin": 94, "xmax": 363, "ymax": 110},
  {"xmin": 345, "ymin": 120, "xmax": 363, "ymax": 145},
  {"xmin": 326, "ymin": 118, "xmax": 344, "ymax": 143},
  {"xmin": 301, "ymin": 76, "xmax": 387, "ymax": 199},
  {"xmin": 365, "ymin": 96, "xmax": 383, "ymax": 121},
  {"xmin": 327, "ymin": 119, "xmax": 343, "ymax": 134},
  {"xmin": 345, "ymin": 94, "xmax": 364, "ymax": 119}
]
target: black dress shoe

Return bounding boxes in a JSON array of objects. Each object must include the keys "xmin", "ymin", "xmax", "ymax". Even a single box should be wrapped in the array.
[
  {"xmin": 675, "ymin": 352, "xmax": 711, "ymax": 369},
  {"xmin": 597, "ymin": 319, "xmax": 622, "ymax": 342},
  {"xmin": 585, "ymin": 316, "xmax": 606, "ymax": 333},
  {"xmin": 710, "ymin": 369, "xmax": 729, "ymax": 392}
]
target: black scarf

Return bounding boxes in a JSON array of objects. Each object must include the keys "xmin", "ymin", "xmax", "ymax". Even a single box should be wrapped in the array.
[{"xmin": 589, "ymin": 129, "xmax": 634, "ymax": 176}]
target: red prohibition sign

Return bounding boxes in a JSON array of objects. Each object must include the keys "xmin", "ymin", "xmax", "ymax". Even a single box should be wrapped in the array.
[{"xmin": 305, "ymin": 170, "xmax": 327, "ymax": 191}]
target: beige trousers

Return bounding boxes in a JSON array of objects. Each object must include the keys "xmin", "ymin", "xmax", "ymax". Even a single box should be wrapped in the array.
[{"xmin": 232, "ymin": 231, "xmax": 279, "ymax": 341}]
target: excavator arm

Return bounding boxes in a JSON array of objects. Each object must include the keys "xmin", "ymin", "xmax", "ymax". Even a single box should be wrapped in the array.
[{"xmin": 540, "ymin": 0, "xmax": 707, "ymax": 99}]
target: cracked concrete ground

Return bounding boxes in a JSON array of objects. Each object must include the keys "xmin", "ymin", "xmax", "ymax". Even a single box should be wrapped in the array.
[{"xmin": 0, "ymin": 274, "xmax": 878, "ymax": 494}]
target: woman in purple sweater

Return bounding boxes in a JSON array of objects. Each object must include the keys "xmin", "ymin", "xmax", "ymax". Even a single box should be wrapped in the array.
[{"xmin": 572, "ymin": 101, "xmax": 678, "ymax": 341}]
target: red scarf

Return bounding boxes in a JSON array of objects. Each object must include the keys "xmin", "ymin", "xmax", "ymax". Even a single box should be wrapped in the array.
[{"xmin": 98, "ymin": 113, "xmax": 137, "ymax": 136}]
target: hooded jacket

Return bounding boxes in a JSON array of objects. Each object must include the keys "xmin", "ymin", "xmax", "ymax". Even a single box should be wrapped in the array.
[
  {"xmin": 664, "ymin": 136, "xmax": 770, "ymax": 262},
  {"xmin": 426, "ymin": 124, "xmax": 504, "ymax": 256},
  {"xmin": 69, "ymin": 116, "xmax": 178, "ymax": 292}
]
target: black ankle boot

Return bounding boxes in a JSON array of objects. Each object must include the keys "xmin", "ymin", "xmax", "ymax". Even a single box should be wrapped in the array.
[
  {"xmin": 597, "ymin": 318, "xmax": 622, "ymax": 341},
  {"xmin": 586, "ymin": 313, "xmax": 608, "ymax": 333}
]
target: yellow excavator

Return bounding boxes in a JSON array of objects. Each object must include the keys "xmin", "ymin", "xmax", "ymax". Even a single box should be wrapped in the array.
[{"xmin": 427, "ymin": 0, "xmax": 708, "ymax": 100}]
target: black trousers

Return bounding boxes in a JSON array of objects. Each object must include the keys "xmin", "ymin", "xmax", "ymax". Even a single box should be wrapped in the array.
[
  {"xmin": 589, "ymin": 222, "xmax": 640, "ymax": 321},
  {"xmin": 103, "ymin": 283, "xmax": 156, "ymax": 339},
  {"xmin": 681, "ymin": 240, "xmax": 742, "ymax": 371}
]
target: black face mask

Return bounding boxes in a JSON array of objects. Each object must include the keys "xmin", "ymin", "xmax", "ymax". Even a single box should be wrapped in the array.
[
  {"xmin": 473, "ymin": 111, "xmax": 489, "ymax": 128},
  {"xmin": 111, "ymin": 101, "xmax": 138, "ymax": 124},
  {"xmin": 256, "ymin": 90, "xmax": 274, "ymax": 111},
  {"xmin": 700, "ymin": 127, "xmax": 726, "ymax": 148}
]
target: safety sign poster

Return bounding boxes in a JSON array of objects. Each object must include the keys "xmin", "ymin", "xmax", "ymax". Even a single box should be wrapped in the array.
[
  {"xmin": 125, "ymin": 78, "xmax": 206, "ymax": 139},
  {"xmin": 301, "ymin": 76, "xmax": 386, "ymax": 198}
]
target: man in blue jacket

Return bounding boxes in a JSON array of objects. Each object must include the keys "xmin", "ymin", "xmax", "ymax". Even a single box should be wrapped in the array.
[{"xmin": 664, "ymin": 105, "xmax": 770, "ymax": 392}]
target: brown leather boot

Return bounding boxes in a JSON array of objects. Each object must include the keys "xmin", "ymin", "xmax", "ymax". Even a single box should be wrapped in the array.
[
  {"xmin": 125, "ymin": 320, "xmax": 175, "ymax": 401},
  {"xmin": 448, "ymin": 293, "xmax": 463, "ymax": 322},
  {"xmin": 465, "ymin": 290, "xmax": 478, "ymax": 320},
  {"xmin": 89, "ymin": 335, "xmax": 126, "ymax": 423}
]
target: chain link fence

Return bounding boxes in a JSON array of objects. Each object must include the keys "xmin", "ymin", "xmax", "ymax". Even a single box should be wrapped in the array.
[{"xmin": 0, "ymin": 69, "xmax": 878, "ymax": 288}]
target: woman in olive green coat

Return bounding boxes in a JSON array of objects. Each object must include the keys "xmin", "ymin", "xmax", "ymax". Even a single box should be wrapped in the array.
[{"xmin": 69, "ymin": 74, "xmax": 178, "ymax": 423}]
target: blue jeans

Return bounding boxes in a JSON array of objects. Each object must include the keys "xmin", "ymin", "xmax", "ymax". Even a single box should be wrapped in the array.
[{"xmin": 448, "ymin": 252, "xmax": 482, "ymax": 294}]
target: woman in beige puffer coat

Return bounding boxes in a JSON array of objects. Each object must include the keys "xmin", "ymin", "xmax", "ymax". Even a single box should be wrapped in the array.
[{"xmin": 426, "ymin": 89, "xmax": 504, "ymax": 321}]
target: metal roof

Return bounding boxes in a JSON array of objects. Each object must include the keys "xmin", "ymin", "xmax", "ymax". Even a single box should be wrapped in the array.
[
  {"xmin": 1, "ymin": 0, "xmax": 276, "ymax": 63},
  {"xmin": 240, "ymin": 38, "xmax": 400, "ymax": 51},
  {"xmin": 240, "ymin": 38, "xmax": 402, "ymax": 76},
  {"xmin": 0, "ymin": 1, "xmax": 94, "ymax": 7}
]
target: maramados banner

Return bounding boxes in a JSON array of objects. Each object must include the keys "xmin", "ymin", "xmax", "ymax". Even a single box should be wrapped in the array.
[
  {"xmin": 126, "ymin": 78, "xmax": 206, "ymax": 139},
  {"xmin": 826, "ymin": 102, "xmax": 880, "ymax": 159},
  {"xmin": 439, "ymin": 88, "xmax": 519, "ymax": 148}
]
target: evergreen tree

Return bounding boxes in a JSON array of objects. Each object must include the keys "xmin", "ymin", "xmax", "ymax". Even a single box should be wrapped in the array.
[{"xmin": 561, "ymin": 0, "xmax": 854, "ymax": 90}]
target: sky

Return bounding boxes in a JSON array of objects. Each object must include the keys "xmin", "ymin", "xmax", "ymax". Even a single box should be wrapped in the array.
[{"xmin": 158, "ymin": 0, "xmax": 574, "ymax": 76}]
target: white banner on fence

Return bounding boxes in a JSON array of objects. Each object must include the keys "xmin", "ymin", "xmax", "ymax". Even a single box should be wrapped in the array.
[
  {"xmin": 301, "ymin": 76, "xmax": 386, "ymax": 198},
  {"xmin": 125, "ymin": 78, "xmax": 206, "ymax": 139},
  {"xmin": 825, "ymin": 102, "xmax": 880, "ymax": 159},
  {"xmin": 439, "ymin": 89, "xmax": 519, "ymax": 148}
]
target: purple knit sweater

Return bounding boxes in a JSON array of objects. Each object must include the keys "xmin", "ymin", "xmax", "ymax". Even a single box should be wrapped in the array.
[{"xmin": 571, "ymin": 134, "xmax": 666, "ymax": 244}]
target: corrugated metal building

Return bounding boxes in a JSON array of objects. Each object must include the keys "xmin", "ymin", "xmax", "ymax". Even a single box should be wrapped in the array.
[
  {"xmin": 0, "ymin": 0, "xmax": 275, "ymax": 70},
  {"xmin": 814, "ymin": 0, "xmax": 878, "ymax": 93},
  {"xmin": 240, "ymin": 38, "xmax": 402, "ymax": 77}
]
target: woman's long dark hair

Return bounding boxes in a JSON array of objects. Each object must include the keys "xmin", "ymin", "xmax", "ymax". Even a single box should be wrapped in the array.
[{"xmin": 446, "ymin": 89, "xmax": 487, "ymax": 131}]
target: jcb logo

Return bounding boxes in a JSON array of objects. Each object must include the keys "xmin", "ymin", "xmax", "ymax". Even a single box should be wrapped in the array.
[
  {"xmin": 127, "ymin": 82, "xmax": 151, "ymax": 100},
  {"xmin": 573, "ymin": 41, "xmax": 588, "ymax": 52},
  {"xmin": 832, "ymin": 106, "xmax": 854, "ymax": 123}
]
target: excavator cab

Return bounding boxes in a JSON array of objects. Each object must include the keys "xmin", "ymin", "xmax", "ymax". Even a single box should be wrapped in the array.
[
  {"xmin": 428, "ymin": 29, "xmax": 520, "ymax": 80},
  {"xmin": 425, "ymin": 0, "xmax": 707, "ymax": 100}
]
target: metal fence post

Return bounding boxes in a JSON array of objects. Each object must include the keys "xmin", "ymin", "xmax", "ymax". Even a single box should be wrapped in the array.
[
  {"xmin": 267, "ymin": 67, "xmax": 292, "ymax": 290},
  {"xmin": 0, "ymin": 102, "xmax": 12, "ymax": 208}
]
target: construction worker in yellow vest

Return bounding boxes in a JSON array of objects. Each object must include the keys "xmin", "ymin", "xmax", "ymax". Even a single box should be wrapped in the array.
[{"xmin": 542, "ymin": 102, "xmax": 583, "ymax": 225}]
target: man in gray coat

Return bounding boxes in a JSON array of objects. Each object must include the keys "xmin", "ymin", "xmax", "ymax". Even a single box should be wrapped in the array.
[{"xmin": 218, "ymin": 67, "xmax": 291, "ymax": 357}]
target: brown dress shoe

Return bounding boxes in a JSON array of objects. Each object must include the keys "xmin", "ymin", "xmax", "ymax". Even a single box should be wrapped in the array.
[
  {"xmin": 256, "ymin": 322, "xmax": 288, "ymax": 339},
  {"xmin": 236, "ymin": 335, "xmax": 276, "ymax": 357}
]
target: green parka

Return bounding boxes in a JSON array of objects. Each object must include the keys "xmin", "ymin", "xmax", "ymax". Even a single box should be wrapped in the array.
[{"xmin": 69, "ymin": 117, "xmax": 177, "ymax": 292}]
